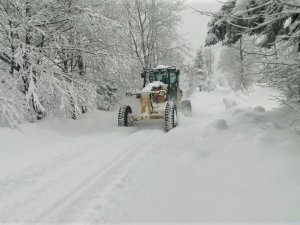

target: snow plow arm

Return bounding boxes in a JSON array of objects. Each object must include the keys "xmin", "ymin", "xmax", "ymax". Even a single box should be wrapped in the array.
[{"xmin": 126, "ymin": 90, "xmax": 167, "ymax": 97}]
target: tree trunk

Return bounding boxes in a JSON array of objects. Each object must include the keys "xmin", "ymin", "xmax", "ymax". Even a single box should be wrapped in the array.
[
  {"xmin": 239, "ymin": 38, "xmax": 245, "ymax": 89},
  {"xmin": 78, "ymin": 55, "xmax": 84, "ymax": 75},
  {"xmin": 23, "ymin": 0, "xmax": 32, "ymax": 93},
  {"xmin": 24, "ymin": 0, "xmax": 45, "ymax": 120},
  {"xmin": 209, "ymin": 47, "xmax": 212, "ymax": 76}
]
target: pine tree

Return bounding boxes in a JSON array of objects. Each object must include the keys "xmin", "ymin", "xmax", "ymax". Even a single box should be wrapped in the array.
[{"xmin": 193, "ymin": 47, "xmax": 212, "ymax": 91}]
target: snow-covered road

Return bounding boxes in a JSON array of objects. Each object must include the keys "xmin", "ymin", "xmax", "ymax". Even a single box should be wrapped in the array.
[{"xmin": 0, "ymin": 87, "xmax": 300, "ymax": 223}]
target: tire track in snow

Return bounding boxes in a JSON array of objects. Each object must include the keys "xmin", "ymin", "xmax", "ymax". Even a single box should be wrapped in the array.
[
  {"xmin": 0, "ymin": 129, "xmax": 161, "ymax": 223},
  {"xmin": 0, "ymin": 133, "xmax": 123, "ymax": 213},
  {"xmin": 39, "ymin": 129, "xmax": 160, "ymax": 223},
  {"xmin": 0, "ymin": 133, "xmax": 119, "ymax": 202}
]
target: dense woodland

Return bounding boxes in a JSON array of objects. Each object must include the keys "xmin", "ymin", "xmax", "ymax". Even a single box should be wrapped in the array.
[
  {"xmin": 0, "ymin": 0, "xmax": 186, "ymax": 127},
  {"xmin": 195, "ymin": 0, "xmax": 300, "ymax": 107},
  {"xmin": 2, "ymin": 0, "xmax": 300, "ymax": 128}
]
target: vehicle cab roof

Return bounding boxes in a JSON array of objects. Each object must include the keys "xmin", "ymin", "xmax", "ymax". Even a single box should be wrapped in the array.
[{"xmin": 152, "ymin": 65, "xmax": 176, "ymax": 72}]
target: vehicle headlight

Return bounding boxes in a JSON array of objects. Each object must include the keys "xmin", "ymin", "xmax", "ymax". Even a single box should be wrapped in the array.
[{"xmin": 159, "ymin": 90, "xmax": 166, "ymax": 96}]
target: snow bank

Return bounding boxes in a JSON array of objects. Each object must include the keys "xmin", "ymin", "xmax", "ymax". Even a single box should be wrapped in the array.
[
  {"xmin": 253, "ymin": 105, "xmax": 266, "ymax": 113},
  {"xmin": 98, "ymin": 86, "xmax": 300, "ymax": 223},
  {"xmin": 202, "ymin": 118, "xmax": 229, "ymax": 137}
]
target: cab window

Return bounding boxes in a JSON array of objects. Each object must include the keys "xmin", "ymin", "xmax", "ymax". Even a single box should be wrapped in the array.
[
  {"xmin": 152, "ymin": 71, "xmax": 167, "ymax": 83},
  {"xmin": 169, "ymin": 71, "xmax": 177, "ymax": 85}
]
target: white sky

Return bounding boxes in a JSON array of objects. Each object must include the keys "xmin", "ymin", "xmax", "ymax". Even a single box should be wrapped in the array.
[{"xmin": 178, "ymin": 0, "xmax": 221, "ymax": 59}]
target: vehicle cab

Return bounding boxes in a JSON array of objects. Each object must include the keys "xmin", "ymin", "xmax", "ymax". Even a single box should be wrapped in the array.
[{"xmin": 141, "ymin": 65, "xmax": 181, "ymax": 102}]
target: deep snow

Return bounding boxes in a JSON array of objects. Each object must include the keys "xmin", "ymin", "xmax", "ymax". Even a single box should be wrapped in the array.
[{"xmin": 0, "ymin": 86, "xmax": 299, "ymax": 223}]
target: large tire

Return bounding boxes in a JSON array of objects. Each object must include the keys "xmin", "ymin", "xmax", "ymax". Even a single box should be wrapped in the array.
[
  {"xmin": 165, "ymin": 102, "xmax": 177, "ymax": 132},
  {"xmin": 118, "ymin": 105, "xmax": 132, "ymax": 127},
  {"xmin": 181, "ymin": 100, "xmax": 192, "ymax": 117}
]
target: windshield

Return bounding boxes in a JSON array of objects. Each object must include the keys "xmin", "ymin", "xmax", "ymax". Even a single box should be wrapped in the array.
[
  {"xmin": 149, "ymin": 71, "xmax": 168, "ymax": 84},
  {"xmin": 147, "ymin": 69, "xmax": 178, "ymax": 86},
  {"xmin": 169, "ymin": 71, "xmax": 177, "ymax": 85}
]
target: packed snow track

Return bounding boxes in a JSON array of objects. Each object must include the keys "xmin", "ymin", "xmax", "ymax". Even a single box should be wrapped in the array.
[{"xmin": 0, "ymin": 87, "xmax": 299, "ymax": 223}]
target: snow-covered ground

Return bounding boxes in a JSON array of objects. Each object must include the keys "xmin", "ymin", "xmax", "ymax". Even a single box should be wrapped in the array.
[{"xmin": 0, "ymin": 86, "xmax": 300, "ymax": 223}]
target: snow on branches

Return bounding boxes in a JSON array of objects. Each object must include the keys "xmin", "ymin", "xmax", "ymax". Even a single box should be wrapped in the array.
[
  {"xmin": 0, "ymin": 0, "xmax": 143, "ymax": 127},
  {"xmin": 204, "ymin": 0, "xmax": 300, "ymax": 106}
]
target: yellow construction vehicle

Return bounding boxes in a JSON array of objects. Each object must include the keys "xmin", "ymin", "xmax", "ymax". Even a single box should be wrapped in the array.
[{"xmin": 118, "ymin": 65, "xmax": 192, "ymax": 132}]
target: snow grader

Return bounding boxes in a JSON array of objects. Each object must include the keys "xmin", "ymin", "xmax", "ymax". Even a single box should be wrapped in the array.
[{"xmin": 118, "ymin": 65, "xmax": 192, "ymax": 132}]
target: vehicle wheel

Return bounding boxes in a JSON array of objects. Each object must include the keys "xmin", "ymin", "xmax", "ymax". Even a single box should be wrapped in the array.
[
  {"xmin": 165, "ymin": 102, "xmax": 177, "ymax": 132},
  {"xmin": 181, "ymin": 100, "xmax": 192, "ymax": 117},
  {"xmin": 118, "ymin": 105, "xmax": 132, "ymax": 127}
]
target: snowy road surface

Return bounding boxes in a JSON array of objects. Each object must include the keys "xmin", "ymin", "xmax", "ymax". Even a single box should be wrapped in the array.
[{"xmin": 0, "ymin": 87, "xmax": 300, "ymax": 223}]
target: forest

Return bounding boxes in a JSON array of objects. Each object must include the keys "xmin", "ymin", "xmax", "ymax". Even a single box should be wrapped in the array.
[
  {"xmin": 197, "ymin": 0, "xmax": 300, "ymax": 106},
  {"xmin": 1, "ymin": 0, "xmax": 300, "ymax": 127},
  {"xmin": 0, "ymin": 0, "xmax": 186, "ymax": 127}
]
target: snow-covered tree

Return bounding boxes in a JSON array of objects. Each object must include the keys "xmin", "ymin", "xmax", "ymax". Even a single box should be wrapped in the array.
[
  {"xmin": 193, "ymin": 46, "xmax": 215, "ymax": 91},
  {"xmin": 203, "ymin": 0, "xmax": 300, "ymax": 104},
  {"xmin": 0, "ymin": 0, "xmax": 187, "ymax": 127},
  {"xmin": 194, "ymin": 47, "xmax": 208, "ymax": 80},
  {"xmin": 0, "ymin": 0, "xmax": 139, "ymax": 126},
  {"xmin": 125, "ymin": 0, "xmax": 186, "ymax": 70}
]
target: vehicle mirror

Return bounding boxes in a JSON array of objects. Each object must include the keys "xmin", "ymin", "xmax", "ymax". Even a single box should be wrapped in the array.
[
  {"xmin": 141, "ymin": 72, "xmax": 145, "ymax": 78},
  {"xmin": 175, "ymin": 70, "xmax": 180, "ymax": 76}
]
